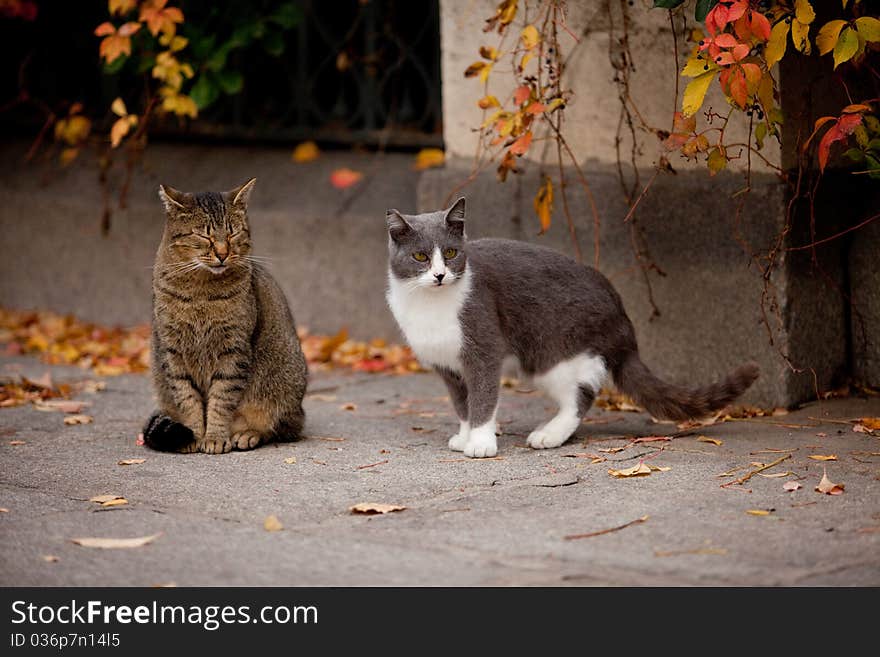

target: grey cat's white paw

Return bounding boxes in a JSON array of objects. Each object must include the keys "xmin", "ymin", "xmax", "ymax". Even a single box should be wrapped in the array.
[
  {"xmin": 463, "ymin": 424, "xmax": 497, "ymax": 458},
  {"xmin": 448, "ymin": 432, "xmax": 469, "ymax": 452},
  {"xmin": 527, "ymin": 429, "xmax": 570, "ymax": 449}
]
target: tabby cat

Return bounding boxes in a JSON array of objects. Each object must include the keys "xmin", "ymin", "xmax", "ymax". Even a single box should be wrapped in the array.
[
  {"xmin": 143, "ymin": 178, "xmax": 307, "ymax": 454},
  {"xmin": 386, "ymin": 198, "xmax": 759, "ymax": 458}
]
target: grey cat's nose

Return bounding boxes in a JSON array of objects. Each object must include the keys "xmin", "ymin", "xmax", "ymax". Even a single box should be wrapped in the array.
[{"xmin": 434, "ymin": 273, "xmax": 445, "ymax": 283}]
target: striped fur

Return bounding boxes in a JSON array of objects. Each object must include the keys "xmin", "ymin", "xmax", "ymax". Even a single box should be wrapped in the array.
[{"xmin": 145, "ymin": 179, "xmax": 307, "ymax": 454}]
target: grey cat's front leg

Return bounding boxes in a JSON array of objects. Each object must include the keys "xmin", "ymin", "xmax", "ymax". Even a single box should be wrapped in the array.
[
  {"xmin": 462, "ymin": 358, "xmax": 502, "ymax": 458},
  {"xmin": 436, "ymin": 368, "xmax": 469, "ymax": 452}
]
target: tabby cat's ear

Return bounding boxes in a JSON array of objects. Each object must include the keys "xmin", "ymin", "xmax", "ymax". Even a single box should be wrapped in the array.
[
  {"xmin": 158, "ymin": 185, "xmax": 190, "ymax": 214},
  {"xmin": 445, "ymin": 197, "xmax": 466, "ymax": 237},
  {"xmin": 386, "ymin": 209, "xmax": 411, "ymax": 243},
  {"xmin": 226, "ymin": 178, "xmax": 257, "ymax": 209}
]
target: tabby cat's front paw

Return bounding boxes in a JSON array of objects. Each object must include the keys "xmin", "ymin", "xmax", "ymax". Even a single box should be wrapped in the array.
[
  {"xmin": 198, "ymin": 436, "xmax": 234, "ymax": 454},
  {"xmin": 232, "ymin": 430, "xmax": 263, "ymax": 451}
]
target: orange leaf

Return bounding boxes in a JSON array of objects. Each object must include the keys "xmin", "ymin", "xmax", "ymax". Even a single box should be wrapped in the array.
[
  {"xmin": 478, "ymin": 95, "xmax": 500, "ymax": 109},
  {"xmin": 509, "ymin": 130, "xmax": 532, "ymax": 155},
  {"xmin": 525, "ymin": 101, "xmax": 546, "ymax": 115},
  {"xmin": 533, "ymin": 175, "xmax": 553, "ymax": 234},
  {"xmin": 330, "ymin": 168, "xmax": 363, "ymax": 189},
  {"xmin": 413, "ymin": 148, "xmax": 445, "ymax": 170},
  {"xmin": 513, "ymin": 85, "xmax": 531, "ymax": 106},
  {"xmin": 139, "ymin": 0, "xmax": 184, "ymax": 37}
]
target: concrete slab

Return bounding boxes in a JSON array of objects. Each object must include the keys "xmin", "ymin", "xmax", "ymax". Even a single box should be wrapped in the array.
[{"xmin": 1, "ymin": 355, "xmax": 878, "ymax": 586}]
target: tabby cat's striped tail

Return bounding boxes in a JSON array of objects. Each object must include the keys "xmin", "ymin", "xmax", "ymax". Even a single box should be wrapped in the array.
[{"xmin": 143, "ymin": 411, "xmax": 194, "ymax": 452}]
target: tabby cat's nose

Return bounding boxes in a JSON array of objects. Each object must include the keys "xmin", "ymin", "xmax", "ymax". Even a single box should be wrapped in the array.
[{"xmin": 214, "ymin": 242, "xmax": 229, "ymax": 262}]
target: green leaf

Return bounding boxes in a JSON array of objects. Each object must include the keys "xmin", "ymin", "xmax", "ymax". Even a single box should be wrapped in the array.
[
  {"xmin": 769, "ymin": 107, "xmax": 784, "ymax": 126},
  {"xmin": 695, "ymin": 0, "xmax": 719, "ymax": 22},
  {"xmin": 189, "ymin": 34, "xmax": 217, "ymax": 60},
  {"xmin": 833, "ymin": 27, "xmax": 860, "ymax": 69},
  {"xmin": 135, "ymin": 55, "xmax": 155, "ymax": 75},
  {"xmin": 262, "ymin": 30, "xmax": 285, "ymax": 57},
  {"xmin": 755, "ymin": 122, "xmax": 768, "ymax": 150},
  {"xmin": 843, "ymin": 147, "xmax": 865, "ymax": 163},
  {"xmin": 205, "ymin": 42, "xmax": 233, "ymax": 72},
  {"xmin": 230, "ymin": 21, "xmax": 259, "ymax": 48},
  {"xmin": 102, "ymin": 55, "xmax": 128, "ymax": 75},
  {"xmin": 865, "ymin": 153, "xmax": 880, "ymax": 179},
  {"xmin": 854, "ymin": 125, "xmax": 869, "ymax": 148},
  {"xmin": 190, "ymin": 74, "xmax": 220, "ymax": 110},
  {"xmin": 215, "ymin": 70, "xmax": 244, "ymax": 95},
  {"xmin": 867, "ymin": 137, "xmax": 880, "ymax": 152},
  {"xmin": 652, "ymin": 0, "xmax": 686, "ymax": 8},
  {"xmin": 707, "ymin": 146, "xmax": 727, "ymax": 175},
  {"xmin": 865, "ymin": 115, "xmax": 880, "ymax": 135},
  {"xmin": 269, "ymin": 2, "xmax": 302, "ymax": 29}
]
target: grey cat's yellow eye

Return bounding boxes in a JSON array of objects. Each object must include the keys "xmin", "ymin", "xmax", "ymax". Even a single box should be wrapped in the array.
[
  {"xmin": 413, "ymin": 252, "xmax": 429, "ymax": 262},
  {"xmin": 443, "ymin": 248, "xmax": 457, "ymax": 259}
]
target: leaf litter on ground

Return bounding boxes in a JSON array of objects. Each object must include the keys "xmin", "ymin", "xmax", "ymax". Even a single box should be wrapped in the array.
[{"xmin": 71, "ymin": 533, "xmax": 161, "ymax": 549}]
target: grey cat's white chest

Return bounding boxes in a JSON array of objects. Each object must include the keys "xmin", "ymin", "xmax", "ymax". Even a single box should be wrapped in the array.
[{"xmin": 386, "ymin": 269, "xmax": 471, "ymax": 372}]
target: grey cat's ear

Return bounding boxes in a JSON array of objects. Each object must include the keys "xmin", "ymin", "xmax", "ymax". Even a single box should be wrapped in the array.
[
  {"xmin": 445, "ymin": 197, "xmax": 466, "ymax": 236},
  {"xmin": 158, "ymin": 185, "xmax": 190, "ymax": 213},
  {"xmin": 227, "ymin": 178, "xmax": 257, "ymax": 208},
  {"xmin": 386, "ymin": 209, "xmax": 411, "ymax": 242}
]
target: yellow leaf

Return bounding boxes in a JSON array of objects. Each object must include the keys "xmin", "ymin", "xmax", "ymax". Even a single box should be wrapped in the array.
[
  {"xmin": 292, "ymin": 140, "xmax": 320, "ymax": 163},
  {"xmin": 414, "ymin": 147, "xmax": 445, "ymax": 170},
  {"xmin": 791, "ymin": 19, "xmax": 812, "ymax": 54},
  {"xmin": 118, "ymin": 458, "xmax": 145, "ymax": 465},
  {"xmin": 498, "ymin": 0, "xmax": 517, "ymax": 25},
  {"xmin": 478, "ymin": 95, "xmax": 500, "ymax": 109},
  {"xmin": 765, "ymin": 21, "xmax": 790, "ymax": 68},
  {"xmin": 833, "ymin": 27, "xmax": 860, "ymax": 68},
  {"xmin": 479, "ymin": 45, "xmax": 499, "ymax": 61},
  {"xmin": 746, "ymin": 509, "xmax": 772, "ymax": 516},
  {"xmin": 519, "ymin": 52, "xmax": 534, "ymax": 70},
  {"xmin": 816, "ymin": 20, "xmax": 847, "ymax": 55},
  {"xmin": 808, "ymin": 454, "xmax": 838, "ymax": 461},
  {"xmin": 794, "ymin": 0, "xmax": 815, "ymax": 25},
  {"xmin": 856, "ymin": 17, "xmax": 880, "ymax": 43},
  {"xmin": 707, "ymin": 145, "xmax": 727, "ymax": 175},
  {"xmin": 101, "ymin": 498, "xmax": 128, "ymax": 507},
  {"xmin": 545, "ymin": 98, "xmax": 565, "ymax": 113},
  {"xmin": 521, "ymin": 24, "xmax": 539, "ymax": 49},
  {"xmin": 54, "ymin": 115, "xmax": 91, "ymax": 146},
  {"xmin": 608, "ymin": 463, "xmax": 652, "ymax": 478},
  {"xmin": 861, "ymin": 417, "xmax": 880, "ymax": 430},
  {"xmin": 682, "ymin": 71, "xmax": 716, "ymax": 117},
  {"xmin": 697, "ymin": 435, "xmax": 723, "ymax": 446},
  {"xmin": 89, "ymin": 494, "xmax": 124, "ymax": 504},
  {"xmin": 533, "ymin": 176, "xmax": 553, "ymax": 234},
  {"xmin": 71, "ymin": 533, "xmax": 162, "ymax": 549},
  {"xmin": 464, "ymin": 61, "xmax": 488, "ymax": 78},
  {"xmin": 263, "ymin": 514, "xmax": 283, "ymax": 532},
  {"xmin": 681, "ymin": 55, "xmax": 714, "ymax": 77},
  {"xmin": 284, "ymin": 457, "xmax": 297, "ymax": 464},
  {"xmin": 64, "ymin": 414, "xmax": 93, "ymax": 425},
  {"xmin": 479, "ymin": 63, "xmax": 492, "ymax": 84},
  {"xmin": 111, "ymin": 97, "xmax": 127, "ymax": 117},
  {"xmin": 59, "ymin": 147, "xmax": 79, "ymax": 166},
  {"xmin": 350, "ymin": 502, "xmax": 406, "ymax": 515},
  {"xmin": 110, "ymin": 116, "xmax": 133, "ymax": 148},
  {"xmin": 816, "ymin": 469, "xmax": 844, "ymax": 495}
]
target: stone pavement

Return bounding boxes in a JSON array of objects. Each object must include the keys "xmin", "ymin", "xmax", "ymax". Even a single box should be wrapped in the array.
[{"xmin": 1, "ymin": 354, "xmax": 879, "ymax": 586}]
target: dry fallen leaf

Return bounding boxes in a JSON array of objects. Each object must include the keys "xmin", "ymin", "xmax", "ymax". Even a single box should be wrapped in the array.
[
  {"xmin": 306, "ymin": 393, "xmax": 337, "ymax": 402},
  {"xmin": 291, "ymin": 141, "xmax": 319, "ymax": 163},
  {"xmin": 783, "ymin": 481, "xmax": 802, "ymax": 492},
  {"xmin": 697, "ymin": 435, "xmax": 723, "ymax": 446},
  {"xmin": 853, "ymin": 424, "xmax": 869, "ymax": 434},
  {"xmin": 71, "ymin": 533, "xmax": 162, "ymax": 549},
  {"xmin": 746, "ymin": 509, "xmax": 773, "ymax": 516},
  {"xmin": 808, "ymin": 454, "xmax": 838, "ymax": 461},
  {"xmin": 0, "ymin": 507, "xmax": 8, "ymax": 513},
  {"xmin": 34, "ymin": 399, "xmax": 89, "ymax": 413},
  {"xmin": 329, "ymin": 167, "xmax": 363, "ymax": 189},
  {"xmin": 100, "ymin": 498, "xmax": 128, "ymax": 507},
  {"xmin": 42, "ymin": 555, "xmax": 60, "ymax": 563},
  {"xmin": 608, "ymin": 463, "xmax": 669, "ymax": 478},
  {"xmin": 263, "ymin": 515, "xmax": 283, "ymax": 532},
  {"xmin": 340, "ymin": 403, "xmax": 357, "ymax": 411},
  {"xmin": 89, "ymin": 494, "xmax": 124, "ymax": 504},
  {"xmin": 118, "ymin": 458, "xmax": 146, "ymax": 466},
  {"xmin": 756, "ymin": 471, "xmax": 794, "ymax": 479},
  {"xmin": 598, "ymin": 446, "xmax": 627, "ymax": 454},
  {"xmin": 350, "ymin": 502, "xmax": 406, "ymax": 515},
  {"xmin": 860, "ymin": 417, "xmax": 880, "ymax": 431},
  {"xmin": 283, "ymin": 457, "xmax": 297, "ymax": 464},
  {"xmin": 816, "ymin": 469, "xmax": 844, "ymax": 495},
  {"xmin": 9, "ymin": 440, "xmax": 26, "ymax": 446},
  {"xmin": 64, "ymin": 414, "xmax": 93, "ymax": 425}
]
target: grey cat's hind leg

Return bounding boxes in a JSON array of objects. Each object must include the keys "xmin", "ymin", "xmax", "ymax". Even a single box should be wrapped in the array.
[
  {"xmin": 437, "ymin": 368, "xmax": 470, "ymax": 452},
  {"xmin": 527, "ymin": 353, "xmax": 606, "ymax": 449}
]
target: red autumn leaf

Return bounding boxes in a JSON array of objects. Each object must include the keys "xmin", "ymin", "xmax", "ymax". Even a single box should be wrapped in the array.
[
  {"xmin": 509, "ymin": 131, "xmax": 533, "ymax": 156},
  {"xmin": 329, "ymin": 168, "xmax": 363, "ymax": 189},
  {"xmin": 817, "ymin": 112, "xmax": 863, "ymax": 172},
  {"xmin": 525, "ymin": 101, "xmax": 546, "ymax": 115},
  {"xmin": 714, "ymin": 33, "xmax": 739, "ymax": 48},
  {"xmin": 513, "ymin": 85, "xmax": 531, "ymax": 106}
]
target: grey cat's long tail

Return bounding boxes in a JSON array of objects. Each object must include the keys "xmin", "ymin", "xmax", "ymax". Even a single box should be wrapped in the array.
[
  {"xmin": 143, "ymin": 411, "xmax": 194, "ymax": 452},
  {"xmin": 614, "ymin": 353, "xmax": 760, "ymax": 421}
]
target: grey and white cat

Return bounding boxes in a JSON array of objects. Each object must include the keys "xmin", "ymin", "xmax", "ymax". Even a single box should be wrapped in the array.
[{"xmin": 386, "ymin": 198, "xmax": 759, "ymax": 458}]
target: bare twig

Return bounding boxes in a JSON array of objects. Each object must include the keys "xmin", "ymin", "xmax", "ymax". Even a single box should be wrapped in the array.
[
  {"xmin": 721, "ymin": 454, "xmax": 791, "ymax": 488},
  {"xmin": 564, "ymin": 515, "xmax": 649, "ymax": 540}
]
